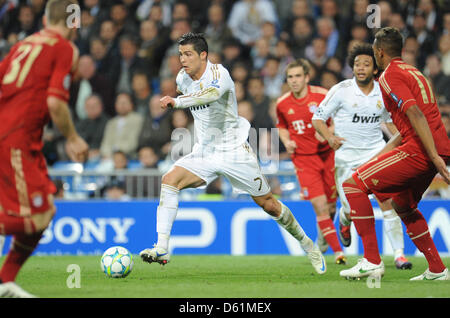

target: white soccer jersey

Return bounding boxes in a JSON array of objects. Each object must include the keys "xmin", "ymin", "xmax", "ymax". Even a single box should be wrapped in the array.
[
  {"xmin": 312, "ymin": 78, "xmax": 392, "ymax": 166},
  {"xmin": 174, "ymin": 60, "xmax": 250, "ymax": 150}
]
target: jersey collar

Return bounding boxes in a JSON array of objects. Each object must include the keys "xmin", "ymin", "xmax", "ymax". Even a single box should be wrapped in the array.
[{"xmin": 352, "ymin": 77, "xmax": 380, "ymax": 97}]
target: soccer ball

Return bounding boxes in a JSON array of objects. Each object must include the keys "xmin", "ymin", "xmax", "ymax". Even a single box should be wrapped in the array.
[{"xmin": 101, "ymin": 246, "xmax": 134, "ymax": 278}]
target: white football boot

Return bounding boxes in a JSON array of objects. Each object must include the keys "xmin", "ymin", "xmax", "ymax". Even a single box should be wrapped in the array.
[
  {"xmin": 307, "ymin": 244, "xmax": 327, "ymax": 275},
  {"xmin": 139, "ymin": 245, "xmax": 170, "ymax": 265},
  {"xmin": 0, "ymin": 282, "xmax": 37, "ymax": 298},
  {"xmin": 410, "ymin": 268, "xmax": 449, "ymax": 281},
  {"xmin": 339, "ymin": 258, "xmax": 385, "ymax": 280}
]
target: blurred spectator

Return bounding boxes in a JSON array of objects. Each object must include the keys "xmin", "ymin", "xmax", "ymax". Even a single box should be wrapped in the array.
[
  {"xmin": 377, "ymin": 0, "xmax": 393, "ymax": 28},
  {"xmin": 274, "ymin": 39, "xmax": 295, "ymax": 74},
  {"xmin": 138, "ymin": 94, "xmax": 172, "ymax": 158},
  {"xmin": 442, "ymin": 12, "xmax": 450, "ymax": 36},
  {"xmin": 350, "ymin": 23, "xmax": 370, "ymax": 43},
  {"xmin": 388, "ymin": 12, "xmax": 411, "ymax": 40},
  {"xmin": 251, "ymin": 37, "xmax": 271, "ymax": 70},
  {"xmin": 76, "ymin": 9, "xmax": 97, "ymax": 55},
  {"xmin": 136, "ymin": 0, "xmax": 171, "ymax": 27},
  {"xmin": 109, "ymin": 1, "xmax": 139, "ymax": 38},
  {"xmin": 113, "ymin": 150, "xmax": 129, "ymax": 170},
  {"xmin": 234, "ymin": 81, "xmax": 247, "ymax": 103},
  {"xmin": 438, "ymin": 33, "xmax": 450, "ymax": 75},
  {"xmin": 159, "ymin": 51, "xmax": 182, "ymax": 81},
  {"xmin": 100, "ymin": 92, "xmax": 144, "ymax": 159},
  {"xmin": 89, "ymin": 37, "xmax": 119, "ymax": 88},
  {"xmin": 305, "ymin": 37, "xmax": 328, "ymax": 69},
  {"xmin": 247, "ymin": 76, "xmax": 274, "ymax": 130},
  {"xmin": 169, "ymin": 109, "xmax": 195, "ymax": 161},
  {"xmin": 411, "ymin": 12, "xmax": 436, "ymax": 68},
  {"xmin": 53, "ymin": 179, "xmax": 65, "ymax": 199},
  {"xmin": 325, "ymin": 57, "xmax": 344, "ymax": 79},
  {"xmin": 138, "ymin": 19, "xmax": 169, "ymax": 78},
  {"xmin": 116, "ymin": 34, "xmax": 149, "ymax": 95},
  {"xmin": 160, "ymin": 77, "xmax": 178, "ymax": 97},
  {"xmin": 99, "ymin": 20, "xmax": 120, "ymax": 61},
  {"xmin": 402, "ymin": 36, "xmax": 420, "ymax": 68},
  {"xmin": 260, "ymin": 21, "xmax": 278, "ymax": 51},
  {"xmin": 221, "ymin": 38, "xmax": 244, "ymax": 70},
  {"xmin": 131, "ymin": 71, "xmax": 153, "ymax": 116},
  {"xmin": 227, "ymin": 0, "xmax": 278, "ymax": 46},
  {"xmin": 172, "ymin": 2, "xmax": 191, "ymax": 22},
  {"xmin": 104, "ymin": 179, "xmax": 130, "ymax": 201},
  {"xmin": 320, "ymin": 69, "xmax": 340, "ymax": 90},
  {"xmin": 424, "ymin": 54, "xmax": 450, "ymax": 102},
  {"xmin": 238, "ymin": 100, "xmax": 256, "ymax": 127},
  {"xmin": 281, "ymin": 0, "xmax": 312, "ymax": 36},
  {"xmin": 288, "ymin": 16, "xmax": 314, "ymax": 58},
  {"xmin": 203, "ymin": 3, "xmax": 234, "ymax": 54},
  {"xmin": 8, "ymin": 5, "xmax": 37, "ymax": 41},
  {"xmin": 75, "ymin": 94, "xmax": 109, "ymax": 161},
  {"xmin": 70, "ymin": 55, "xmax": 115, "ymax": 120},
  {"xmin": 316, "ymin": 16, "xmax": 340, "ymax": 58},
  {"xmin": 138, "ymin": 146, "xmax": 159, "ymax": 169},
  {"xmin": 231, "ymin": 60, "xmax": 250, "ymax": 84},
  {"xmin": 416, "ymin": 0, "xmax": 440, "ymax": 32},
  {"xmin": 262, "ymin": 55, "xmax": 284, "ymax": 99}
]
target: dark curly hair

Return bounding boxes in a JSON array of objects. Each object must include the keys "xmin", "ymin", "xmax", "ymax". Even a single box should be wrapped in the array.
[{"xmin": 347, "ymin": 43, "xmax": 378, "ymax": 72}]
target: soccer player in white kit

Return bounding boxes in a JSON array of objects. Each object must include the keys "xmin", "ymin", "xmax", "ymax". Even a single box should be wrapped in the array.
[
  {"xmin": 139, "ymin": 33, "xmax": 327, "ymax": 274},
  {"xmin": 312, "ymin": 43, "xmax": 412, "ymax": 269}
]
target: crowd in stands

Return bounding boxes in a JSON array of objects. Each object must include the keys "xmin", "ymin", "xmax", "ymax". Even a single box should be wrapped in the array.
[{"xmin": 1, "ymin": 0, "xmax": 449, "ymax": 198}]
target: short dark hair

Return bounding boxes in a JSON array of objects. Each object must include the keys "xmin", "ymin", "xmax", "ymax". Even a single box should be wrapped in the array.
[
  {"xmin": 178, "ymin": 32, "xmax": 208, "ymax": 55},
  {"xmin": 347, "ymin": 43, "xmax": 378, "ymax": 71},
  {"xmin": 374, "ymin": 27, "xmax": 403, "ymax": 57}
]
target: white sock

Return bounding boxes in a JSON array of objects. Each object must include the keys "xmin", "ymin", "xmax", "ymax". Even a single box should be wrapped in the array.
[
  {"xmin": 0, "ymin": 235, "xmax": 4, "ymax": 257},
  {"xmin": 156, "ymin": 184, "xmax": 180, "ymax": 250},
  {"xmin": 383, "ymin": 209, "xmax": 404, "ymax": 259},
  {"xmin": 274, "ymin": 201, "xmax": 313, "ymax": 253},
  {"xmin": 339, "ymin": 206, "xmax": 351, "ymax": 226}
]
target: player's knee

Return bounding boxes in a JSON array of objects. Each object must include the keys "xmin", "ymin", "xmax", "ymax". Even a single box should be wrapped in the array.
[
  {"xmin": 161, "ymin": 172, "xmax": 179, "ymax": 188},
  {"xmin": 391, "ymin": 200, "xmax": 413, "ymax": 219}
]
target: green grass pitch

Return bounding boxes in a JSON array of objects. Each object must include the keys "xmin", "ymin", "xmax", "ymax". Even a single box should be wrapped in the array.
[{"xmin": 5, "ymin": 255, "xmax": 450, "ymax": 298}]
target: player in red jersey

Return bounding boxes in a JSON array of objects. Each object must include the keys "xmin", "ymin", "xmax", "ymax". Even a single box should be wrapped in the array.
[
  {"xmin": 340, "ymin": 27, "xmax": 450, "ymax": 281},
  {"xmin": 0, "ymin": 0, "xmax": 88, "ymax": 297},
  {"xmin": 276, "ymin": 58, "xmax": 346, "ymax": 264}
]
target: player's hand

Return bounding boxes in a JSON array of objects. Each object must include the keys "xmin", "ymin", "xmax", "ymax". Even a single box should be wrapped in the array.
[
  {"xmin": 285, "ymin": 140, "xmax": 297, "ymax": 154},
  {"xmin": 432, "ymin": 156, "xmax": 450, "ymax": 184},
  {"xmin": 160, "ymin": 96, "xmax": 176, "ymax": 109},
  {"xmin": 327, "ymin": 135, "xmax": 346, "ymax": 150},
  {"xmin": 66, "ymin": 135, "xmax": 89, "ymax": 163}
]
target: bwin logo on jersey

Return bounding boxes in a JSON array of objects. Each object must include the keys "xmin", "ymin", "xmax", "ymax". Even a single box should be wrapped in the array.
[{"xmin": 352, "ymin": 113, "xmax": 381, "ymax": 123}]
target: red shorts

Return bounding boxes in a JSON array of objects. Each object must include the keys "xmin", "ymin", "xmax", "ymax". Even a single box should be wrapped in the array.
[
  {"xmin": 292, "ymin": 149, "xmax": 337, "ymax": 202},
  {"xmin": 353, "ymin": 144, "xmax": 450, "ymax": 210},
  {"xmin": 0, "ymin": 146, "xmax": 56, "ymax": 217}
]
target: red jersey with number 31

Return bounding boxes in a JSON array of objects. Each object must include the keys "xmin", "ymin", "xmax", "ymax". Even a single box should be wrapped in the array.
[
  {"xmin": 0, "ymin": 29, "xmax": 77, "ymax": 151},
  {"xmin": 276, "ymin": 85, "xmax": 332, "ymax": 155},
  {"xmin": 378, "ymin": 58, "xmax": 450, "ymax": 156}
]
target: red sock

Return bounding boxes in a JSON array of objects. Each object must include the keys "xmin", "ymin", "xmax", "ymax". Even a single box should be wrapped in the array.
[
  {"xmin": 399, "ymin": 209, "xmax": 445, "ymax": 273},
  {"xmin": 317, "ymin": 216, "xmax": 342, "ymax": 253},
  {"xmin": 0, "ymin": 233, "xmax": 42, "ymax": 282},
  {"xmin": 343, "ymin": 181, "xmax": 381, "ymax": 265}
]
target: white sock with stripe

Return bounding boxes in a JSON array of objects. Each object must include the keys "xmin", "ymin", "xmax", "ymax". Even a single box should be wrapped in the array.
[
  {"xmin": 383, "ymin": 209, "xmax": 404, "ymax": 259},
  {"xmin": 156, "ymin": 184, "xmax": 180, "ymax": 251},
  {"xmin": 274, "ymin": 201, "xmax": 314, "ymax": 253}
]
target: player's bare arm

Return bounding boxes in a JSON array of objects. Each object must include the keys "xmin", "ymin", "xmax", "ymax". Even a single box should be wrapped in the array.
[
  {"xmin": 279, "ymin": 127, "xmax": 297, "ymax": 154},
  {"xmin": 48, "ymin": 96, "xmax": 88, "ymax": 162},
  {"xmin": 312, "ymin": 119, "xmax": 345, "ymax": 150},
  {"xmin": 405, "ymin": 104, "xmax": 450, "ymax": 184}
]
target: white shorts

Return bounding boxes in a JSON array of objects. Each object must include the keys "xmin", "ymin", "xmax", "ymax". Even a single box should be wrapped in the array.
[
  {"xmin": 335, "ymin": 147, "xmax": 382, "ymax": 213},
  {"xmin": 174, "ymin": 143, "xmax": 271, "ymax": 197}
]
